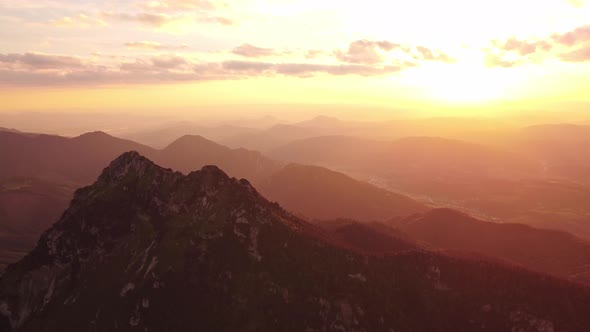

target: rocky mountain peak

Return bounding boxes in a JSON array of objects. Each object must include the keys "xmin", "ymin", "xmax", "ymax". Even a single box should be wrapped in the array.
[{"xmin": 99, "ymin": 150, "xmax": 161, "ymax": 178}]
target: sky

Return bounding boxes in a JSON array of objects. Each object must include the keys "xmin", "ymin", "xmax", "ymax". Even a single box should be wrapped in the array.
[{"xmin": 0, "ymin": 0, "xmax": 589, "ymax": 119}]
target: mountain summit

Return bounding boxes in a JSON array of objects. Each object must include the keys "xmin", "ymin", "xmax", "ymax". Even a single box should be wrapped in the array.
[{"xmin": 1, "ymin": 152, "xmax": 590, "ymax": 331}]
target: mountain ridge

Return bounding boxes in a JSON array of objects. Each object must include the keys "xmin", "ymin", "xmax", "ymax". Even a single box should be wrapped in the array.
[{"xmin": 2, "ymin": 152, "xmax": 590, "ymax": 331}]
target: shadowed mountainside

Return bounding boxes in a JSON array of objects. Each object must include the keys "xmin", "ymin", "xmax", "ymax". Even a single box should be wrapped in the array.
[
  {"xmin": 2, "ymin": 152, "xmax": 590, "ymax": 331},
  {"xmin": 259, "ymin": 164, "xmax": 427, "ymax": 221},
  {"xmin": 390, "ymin": 208, "xmax": 590, "ymax": 284}
]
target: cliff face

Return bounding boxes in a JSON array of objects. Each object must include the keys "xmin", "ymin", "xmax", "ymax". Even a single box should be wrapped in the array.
[{"xmin": 1, "ymin": 152, "xmax": 590, "ymax": 332}]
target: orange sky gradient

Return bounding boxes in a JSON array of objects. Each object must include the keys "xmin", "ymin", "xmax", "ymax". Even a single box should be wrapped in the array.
[{"xmin": 1, "ymin": 0, "xmax": 589, "ymax": 119}]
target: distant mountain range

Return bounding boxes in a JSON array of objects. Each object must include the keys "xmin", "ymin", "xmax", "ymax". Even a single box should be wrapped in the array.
[
  {"xmin": 390, "ymin": 208, "xmax": 590, "ymax": 284},
  {"xmin": 269, "ymin": 134, "xmax": 590, "ymax": 238},
  {"xmin": 258, "ymin": 164, "xmax": 427, "ymax": 221},
  {"xmin": 2, "ymin": 152, "xmax": 590, "ymax": 331},
  {"xmin": 0, "ymin": 131, "xmax": 425, "ymax": 265},
  {"xmin": 0, "ymin": 127, "xmax": 20, "ymax": 133}
]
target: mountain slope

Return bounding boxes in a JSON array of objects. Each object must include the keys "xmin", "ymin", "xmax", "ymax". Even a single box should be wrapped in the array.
[
  {"xmin": 155, "ymin": 135, "xmax": 282, "ymax": 183},
  {"xmin": 0, "ymin": 128, "xmax": 20, "ymax": 133},
  {"xmin": 391, "ymin": 208, "xmax": 590, "ymax": 284},
  {"xmin": 270, "ymin": 135, "xmax": 540, "ymax": 178},
  {"xmin": 0, "ymin": 131, "xmax": 155, "ymax": 184},
  {"xmin": 0, "ymin": 178, "xmax": 74, "ymax": 269},
  {"xmin": 1, "ymin": 152, "xmax": 590, "ymax": 331},
  {"xmin": 316, "ymin": 219, "xmax": 424, "ymax": 254},
  {"xmin": 516, "ymin": 124, "xmax": 590, "ymax": 185},
  {"xmin": 121, "ymin": 122, "xmax": 257, "ymax": 149},
  {"xmin": 259, "ymin": 164, "xmax": 427, "ymax": 221},
  {"xmin": 221, "ymin": 124, "xmax": 321, "ymax": 151}
]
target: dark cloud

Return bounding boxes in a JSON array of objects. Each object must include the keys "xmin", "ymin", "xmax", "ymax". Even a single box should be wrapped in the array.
[
  {"xmin": 152, "ymin": 56, "xmax": 188, "ymax": 69},
  {"xmin": 222, "ymin": 60, "xmax": 274, "ymax": 72},
  {"xmin": 121, "ymin": 56, "xmax": 189, "ymax": 72},
  {"xmin": 0, "ymin": 53, "xmax": 84, "ymax": 69},
  {"xmin": 232, "ymin": 44, "xmax": 276, "ymax": 58},
  {"xmin": 223, "ymin": 60, "xmax": 401, "ymax": 77}
]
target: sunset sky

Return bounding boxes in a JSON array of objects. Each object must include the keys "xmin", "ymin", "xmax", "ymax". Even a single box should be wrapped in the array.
[{"xmin": 1, "ymin": 0, "xmax": 589, "ymax": 118}]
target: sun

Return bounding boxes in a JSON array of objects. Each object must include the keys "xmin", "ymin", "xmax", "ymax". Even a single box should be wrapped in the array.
[
  {"xmin": 401, "ymin": 50, "xmax": 526, "ymax": 106},
  {"xmin": 427, "ymin": 65, "xmax": 511, "ymax": 104}
]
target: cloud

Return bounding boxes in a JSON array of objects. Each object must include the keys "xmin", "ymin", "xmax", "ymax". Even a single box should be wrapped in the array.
[
  {"xmin": 103, "ymin": 12, "xmax": 182, "ymax": 27},
  {"xmin": 484, "ymin": 53, "xmax": 520, "ymax": 68},
  {"xmin": 0, "ymin": 53, "xmax": 84, "ymax": 69},
  {"xmin": 334, "ymin": 40, "xmax": 395, "ymax": 65},
  {"xmin": 492, "ymin": 37, "xmax": 553, "ymax": 56},
  {"xmin": 151, "ymin": 55, "xmax": 188, "ymax": 69},
  {"xmin": 199, "ymin": 16, "xmax": 233, "ymax": 25},
  {"xmin": 120, "ymin": 55, "xmax": 190, "ymax": 72},
  {"xmin": 232, "ymin": 44, "xmax": 276, "ymax": 58},
  {"xmin": 305, "ymin": 50, "xmax": 325, "ymax": 59},
  {"xmin": 486, "ymin": 25, "xmax": 590, "ymax": 66},
  {"xmin": 222, "ymin": 61, "xmax": 402, "ymax": 77},
  {"xmin": 0, "ymin": 38, "xmax": 457, "ymax": 86},
  {"xmin": 125, "ymin": 41, "xmax": 189, "ymax": 50},
  {"xmin": 49, "ymin": 13, "xmax": 107, "ymax": 28},
  {"xmin": 102, "ymin": 10, "xmax": 232, "ymax": 28},
  {"xmin": 334, "ymin": 40, "xmax": 454, "ymax": 65},
  {"xmin": 559, "ymin": 44, "xmax": 590, "ymax": 62},
  {"xmin": 552, "ymin": 25, "xmax": 590, "ymax": 46},
  {"xmin": 0, "ymin": 50, "xmax": 411, "ymax": 86},
  {"xmin": 140, "ymin": 0, "xmax": 217, "ymax": 12}
]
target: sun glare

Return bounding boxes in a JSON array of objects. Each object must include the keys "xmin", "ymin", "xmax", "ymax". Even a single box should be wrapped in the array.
[{"xmin": 401, "ymin": 52, "xmax": 521, "ymax": 105}]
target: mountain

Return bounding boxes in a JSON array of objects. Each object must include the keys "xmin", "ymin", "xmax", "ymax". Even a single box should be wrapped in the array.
[
  {"xmin": 0, "ymin": 178, "xmax": 73, "ymax": 269},
  {"xmin": 221, "ymin": 115, "xmax": 284, "ymax": 129},
  {"xmin": 269, "ymin": 135, "xmax": 383, "ymax": 170},
  {"xmin": 391, "ymin": 208, "xmax": 590, "ymax": 284},
  {"xmin": 295, "ymin": 115, "xmax": 346, "ymax": 128},
  {"xmin": 0, "ymin": 131, "xmax": 155, "ymax": 184},
  {"xmin": 2, "ymin": 152, "xmax": 590, "ymax": 331},
  {"xmin": 516, "ymin": 124, "xmax": 590, "ymax": 185},
  {"xmin": 270, "ymin": 135, "xmax": 540, "ymax": 179},
  {"xmin": 259, "ymin": 164, "xmax": 427, "ymax": 221},
  {"xmin": 121, "ymin": 122, "xmax": 257, "ymax": 149},
  {"xmin": 2, "ymin": 131, "xmax": 425, "ymax": 266},
  {"xmin": 269, "ymin": 135, "xmax": 590, "ymax": 237},
  {"xmin": 221, "ymin": 124, "xmax": 322, "ymax": 152},
  {"xmin": 0, "ymin": 132, "xmax": 279, "ymax": 266},
  {"xmin": 0, "ymin": 128, "xmax": 20, "ymax": 133},
  {"xmin": 316, "ymin": 219, "xmax": 423, "ymax": 254},
  {"xmin": 0, "ymin": 131, "xmax": 281, "ymax": 187},
  {"xmin": 522, "ymin": 124, "xmax": 590, "ymax": 142},
  {"xmin": 155, "ymin": 135, "xmax": 282, "ymax": 183}
]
